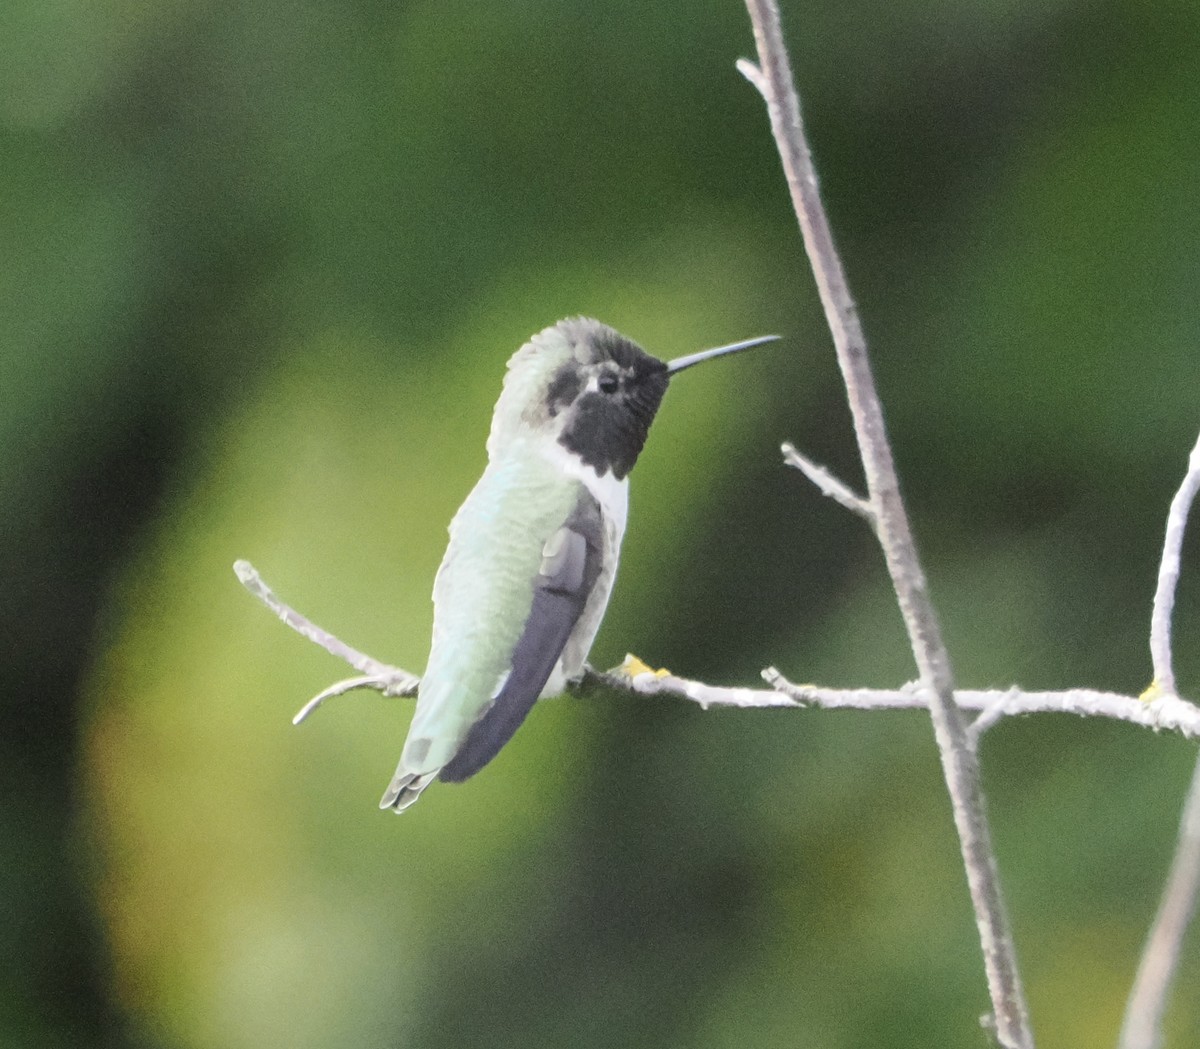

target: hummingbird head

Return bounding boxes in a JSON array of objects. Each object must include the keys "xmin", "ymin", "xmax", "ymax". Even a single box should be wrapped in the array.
[{"xmin": 488, "ymin": 317, "xmax": 778, "ymax": 479}]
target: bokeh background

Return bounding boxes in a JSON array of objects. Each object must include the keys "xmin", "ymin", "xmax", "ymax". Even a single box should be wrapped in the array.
[{"xmin": 5, "ymin": 0, "xmax": 1200, "ymax": 1045}]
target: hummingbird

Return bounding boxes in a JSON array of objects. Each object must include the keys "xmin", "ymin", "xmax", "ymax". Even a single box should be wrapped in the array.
[{"xmin": 380, "ymin": 317, "xmax": 778, "ymax": 811}]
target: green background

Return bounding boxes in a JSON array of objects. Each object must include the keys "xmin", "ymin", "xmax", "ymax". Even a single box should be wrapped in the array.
[{"xmin": 5, "ymin": 0, "xmax": 1200, "ymax": 1046}]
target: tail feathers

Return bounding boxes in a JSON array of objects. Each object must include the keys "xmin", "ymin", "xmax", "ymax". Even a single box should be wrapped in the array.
[{"xmin": 379, "ymin": 768, "xmax": 438, "ymax": 813}]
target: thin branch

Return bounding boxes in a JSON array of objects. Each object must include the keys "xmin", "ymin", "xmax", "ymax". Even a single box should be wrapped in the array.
[
  {"xmin": 235, "ymin": 560, "xmax": 1200, "ymax": 736},
  {"xmin": 780, "ymin": 441, "xmax": 875, "ymax": 525},
  {"xmin": 584, "ymin": 660, "xmax": 802, "ymax": 709},
  {"xmin": 1120, "ymin": 758, "xmax": 1200, "ymax": 1049},
  {"xmin": 967, "ymin": 701, "xmax": 1010, "ymax": 749},
  {"xmin": 291, "ymin": 673, "xmax": 417, "ymax": 726},
  {"xmin": 1148, "ymin": 431, "xmax": 1200, "ymax": 696},
  {"xmin": 233, "ymin": 559, "xmax": 420, "ymax": 704},
  {"xmin": 734, "ymin": 57, "xmax": 768, "ymax": 96},
  {"xmin": 739, "ymin": 3, "xmax": 1033, "ymax": 1044},
  {"xmin": 760, "ymin": 670, "xmax": 1200, "ymax": 735},
  {"xmin": 1119, "ymin": 435, "xmax": 1200, "ymax": 1049}
]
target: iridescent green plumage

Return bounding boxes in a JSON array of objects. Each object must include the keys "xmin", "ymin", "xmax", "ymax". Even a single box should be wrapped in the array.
[{"xmin": 385, "ymin": 453, "xmax": 588, "ymax": 802}]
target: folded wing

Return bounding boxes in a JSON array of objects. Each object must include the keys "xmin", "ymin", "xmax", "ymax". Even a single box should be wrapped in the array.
[{"xmin": 439, "ymin": 489, "xmax": 604, "ymax": 782}]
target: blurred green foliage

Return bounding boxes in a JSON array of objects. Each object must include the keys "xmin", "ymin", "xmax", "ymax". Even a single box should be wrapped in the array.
[{"xmin": 4, "ymin": 0, "xmax": 1200, "ymax": 1046}]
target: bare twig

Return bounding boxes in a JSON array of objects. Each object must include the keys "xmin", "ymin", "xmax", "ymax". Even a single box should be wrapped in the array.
[
  {"xmin": 1119, "ymin": 435, "xmax": 1200, "ymax": 1049},
  {"xmin": 761, "ymin": 670, "xmax": 1200, "ymax": 736},
  {"xmin": 1120, "ymin": 758, "xmax": 1200, "ymax": 1049},
  {"xmin": 966, "ymin": 700, "xmax": 1011, "ymax": 749},
  {"xmin": 738, "ymin": 3, "xmax": 1033, "ymax": 1044},
  {"xmin": 781, "ymin": 441, "xmax": 875, "ymax": 525},
  {"xmin": 233, "ymin": 560, "xmax": 420, "ymax": 721},
  {"xmin": 291, "ymin": 673, "xmax": 417, "ymax": 725},
  {"xmin": 1148, "ymin": 432, "xmax": 1200, "ymax": 697},
  {"xmin": 735, "ymin": 56, "xmax": 767, "ymax": 96}
]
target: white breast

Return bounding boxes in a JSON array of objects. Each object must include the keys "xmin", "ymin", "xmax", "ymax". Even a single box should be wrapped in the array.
[
  {"xmin": 537, "ymin": 439, "xmax": 628, "ymax": 543},
  {"xmin": 535, "ymin": 437, "xmax": 629, "ymax": 691}
]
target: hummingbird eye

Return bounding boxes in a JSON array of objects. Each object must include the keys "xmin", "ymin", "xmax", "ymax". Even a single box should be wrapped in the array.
[{"xmin": 597, "ymin": 372, "xmax": 620, "ymax": 395}]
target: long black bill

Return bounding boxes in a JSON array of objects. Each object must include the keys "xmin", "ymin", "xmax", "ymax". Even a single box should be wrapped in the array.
[{"xmin": 665, "ymin": 334, "xmax": 780, "ymax": 375}]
